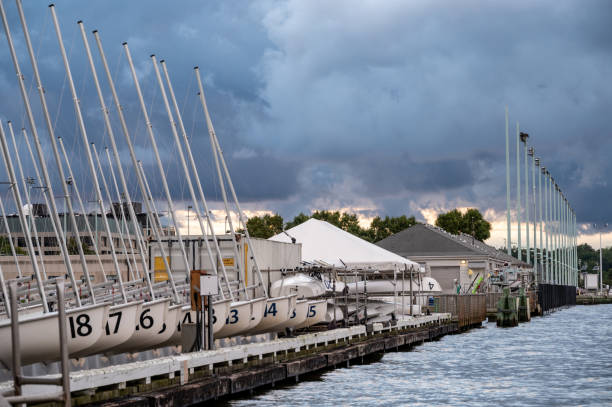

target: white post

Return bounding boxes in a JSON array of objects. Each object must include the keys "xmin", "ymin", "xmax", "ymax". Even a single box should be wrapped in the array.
[
  {"xmin": 599, "ymin": 227, "xmax": 603, "ymax": 294},
  {"xmin": 505, "ymin": 107, "xmax": 511, "ymax": 255},
  {"xmin": 537, "ymin": 159, "xmax": 543, "ymax": 282},
  {"xmin": 531, "ymin": 151, "xmax": 537, "ymax": 279},
  {"xmin": 524, "ymin": 139, "xmax": 530, "ymax": 264},
  {"xmin": 543, "ymin": 168, "xmax": 549, "ymax": 283}
]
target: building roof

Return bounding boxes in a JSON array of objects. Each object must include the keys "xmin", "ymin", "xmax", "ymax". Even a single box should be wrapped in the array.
[{"xmin": 376, "ymin": 223, "xmax": 529, "ymax": 267}]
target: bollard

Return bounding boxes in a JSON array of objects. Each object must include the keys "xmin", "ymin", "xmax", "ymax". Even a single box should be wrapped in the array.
[{"xmin": 496, "ymin": 287, "xmax": 518, "ymax": 327}]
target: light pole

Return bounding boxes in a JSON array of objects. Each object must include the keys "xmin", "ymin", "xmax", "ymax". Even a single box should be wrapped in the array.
[
  {"xmin": 187, "ymin": 205, "xmax": 192, "ymax": 236},
  {"xmin": 505, "ymin": 107, "xmax": 511, "ymax": 255},
  {"xmin": 593, "ymin": 223, "xmax": 608, "ymax": 294},
  {"xmin": 528, "ymin": 146, "xmax": 535, "ymax": 270},
  {"xmin": 25, "ymin": 176, "xmax": 35, "ymax": 230},
  {"xmin": 535, "ymin": 156, "xmax": 541, "ymax": 282},
  {"xmin": 522, "ymin": 132, "xmax": 530, "ymax": 265}
]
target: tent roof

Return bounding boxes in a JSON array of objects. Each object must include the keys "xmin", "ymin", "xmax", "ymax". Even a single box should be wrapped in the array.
[{"xmin": 269, "ymin": 218, "xmax": 419, "ymax": 271}]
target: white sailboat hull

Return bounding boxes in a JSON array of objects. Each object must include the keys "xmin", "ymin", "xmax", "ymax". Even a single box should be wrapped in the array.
[
  {"xmin": 347, "ymin": 277, "xmax": 442, "ymax": 294},
  {"xmin": 250, "ymin": 295, "xmax": 297, "ymax": 334},
  {"xmin": 76, "ymin": 301, "xmax": 141, "ymax": 356},
  {"xmin": 0, "ymin": 302, "xmax": 108, "ymax": 367},
  {"xmin": 110, "ymin": 298, "xmax": 170, "ymax": 353},
  {"xmin": 275, "ymin": 299, "xmax": 309, "ymax": 331},
  {"xmin": 295, "ymin": 299, "xmax": 327, "ymax": 329},
  {"xmin": 215, "ymin": 298, "xmax": 265, "ymax": 339}
]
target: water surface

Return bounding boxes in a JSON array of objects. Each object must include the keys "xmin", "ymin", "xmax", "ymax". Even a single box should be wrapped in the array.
[{"xmin": 226, "ymin": 304, "xmax": 612, "ymax": 406}]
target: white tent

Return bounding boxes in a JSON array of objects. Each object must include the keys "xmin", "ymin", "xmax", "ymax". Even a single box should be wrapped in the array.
[{"xmin": 269, "ymin": 218, "xmax": 420, "ymax": 271}]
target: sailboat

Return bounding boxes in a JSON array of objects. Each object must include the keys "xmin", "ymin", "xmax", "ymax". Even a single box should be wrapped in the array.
[{"xmin": 0, "ymin": 0, "xmax": 315, "ymax": 370}]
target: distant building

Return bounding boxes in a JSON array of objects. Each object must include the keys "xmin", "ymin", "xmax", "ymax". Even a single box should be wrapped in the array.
[
  {"xmin": 376, "ymin": 223, "xmax": 531, "ymax": 294},
  {"xmin": 0, "ymin": 213, "xmax": 140, "ymax": 256}
]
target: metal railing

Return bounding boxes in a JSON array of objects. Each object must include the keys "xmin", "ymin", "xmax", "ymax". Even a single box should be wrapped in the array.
[{"xmin": 3, "ymin": 282, "xmax": 71, "ymax": 406}]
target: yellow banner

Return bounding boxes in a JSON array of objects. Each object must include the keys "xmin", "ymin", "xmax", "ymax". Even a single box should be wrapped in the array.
[
  {"xmin": 154, "ymin": 256, "xmax": 170, "ymax": 271},
  {"xmin": 223, "ymin": 257, "xmax": 235, "ymax": 267}
]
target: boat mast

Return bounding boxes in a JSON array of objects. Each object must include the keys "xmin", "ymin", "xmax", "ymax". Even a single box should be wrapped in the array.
[
  {"xmin": 8, "ymin": 122, "xmax": 44, "ymax": 279},
  {"xmin": 0, "ymin": 0, "xmax": 81, "ymax": 307},
  {"xmin": 0, "ymin": 181, "xmax": 23, "ymax": 277},
  {"xmin": 15, "ymin": 0, "xmax": 96, "ymax": 303},
  {"xmin": 195, "ymin": 69, "xmax": 268, "ymax": 297},
  {"xmin": 0, "ymin": 264, "xmax": 9, "ymax": 317},
  {"xmin": 135, "ymin": 161, "xmax": 164, "ymax": 248},
  {"xmin": 57, "ymin": 137, "xmax": 108, "ymax": 283},
  {"xmin": 160, "ymin": 60, "xmax": 233, "ymax": 300},
  {"xmin": 151, "ymin": 57, "xmax": 229, "ymax": 298},
  {"xmin": 89, "ymin": 29, "xmax": 179, "ymax": 301},
  {"xmin": 195, "ymin": 74, "xmax": 248, "ymax": 299},
  {"xmin": 21, "ymin": 128, "xmax": 63, "ymax": 279},
  {"xmin": 101, "ymin": 147, "xmax": 143, "ymax": 280},
  {"xmin": 91, "ymin": 143, "xmax": 139, "ymax": 281},
  {"xmin": 50, "ymin": 5, "xmax": 129, "ymax": 302},
  {"xmin": 122, "ymin": 44, "xmax": 187, "ymax": 296},
  {"xmin": 80, "ymin": 24, "xmax": 155, "ymax": 299},
  {"xmin": 0, "ymin": 121, "xmax": 48, "ymax": 311}
]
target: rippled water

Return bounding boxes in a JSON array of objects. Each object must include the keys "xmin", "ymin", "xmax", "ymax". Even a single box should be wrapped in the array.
[{"xmin": 226, "ymin": 305, "xmax": 612, "ymax": 406}]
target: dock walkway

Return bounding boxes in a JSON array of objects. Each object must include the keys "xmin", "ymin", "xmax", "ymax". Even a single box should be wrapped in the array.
[{"xmin": 2, "ymin": 314, "xmax": 457, "ymax": 406}]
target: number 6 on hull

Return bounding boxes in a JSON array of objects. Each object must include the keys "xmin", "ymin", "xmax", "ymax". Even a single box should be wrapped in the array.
[{"xmin": 111, "ymin": 298, "xmax": 170, "ymax": 353}]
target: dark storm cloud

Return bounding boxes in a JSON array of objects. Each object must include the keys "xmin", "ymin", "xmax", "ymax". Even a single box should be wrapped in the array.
[
  {"xmin": 356, "ymin": 153, "xmax": 476, "ymax": 196},
  {"xmin": 0, "ymin": 0, "xmax": 610, "ymax": 234}
]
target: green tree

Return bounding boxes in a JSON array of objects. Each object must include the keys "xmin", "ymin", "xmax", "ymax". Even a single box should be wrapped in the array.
[
  {"xmin": 243, "ymin": 214, "xmax": 284, "ymax": 239},
  {"xmin": 285, "ymin": 212, "xmax": 311, "ymax": 229},
  {"xmin": 577, "ymin": 243, "xmax": 612, "ymax": 286},
  {"xmin": 435, "ymin": 209, "xmax": 463, "ymax": 235},
  {"xmin": 369, "ymin": 215, "xmax": 417, "ymax": 242},
  {"xmin": 435, "ymin": 208, "xmax": 491, "ymax": 241}
]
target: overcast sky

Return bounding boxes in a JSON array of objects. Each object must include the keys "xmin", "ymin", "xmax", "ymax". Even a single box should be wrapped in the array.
[{"xmin": 0, "ymin": 0, "xmax": 610, "ymax": 247}]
